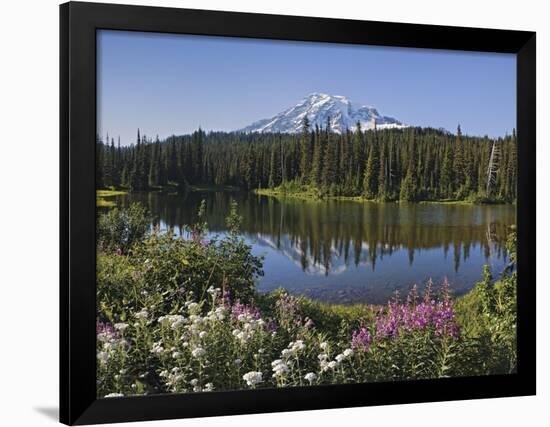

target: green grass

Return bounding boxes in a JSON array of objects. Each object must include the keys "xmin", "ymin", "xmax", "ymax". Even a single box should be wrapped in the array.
[
  {"xmin": 418, "ymin": 199, "xmax": 475, "ymax": 206},
  {"xmin": 189, "ymin": 184, "xmax": 241, "ymax": 192},
  {"xmin": 254, "ymin": 187, "xmax": 323, "ymax": 201},
  {"xmin": 97, "ymin": 198, "xmax": 117, "ymax": 207},
  {"xmin": 254, "ymin": 186, "xmax": 370, "ymax": 202},
  {"xmin": 97, "ymin": 189, "xmax": 128, "ymax": 197},
  {"xmin": 255, "ymin": 186, "xmax": 511, "ymax": 205},
  {"xmin": 96, "ymin": 189, "xmax": 128, "ymax": 207}
]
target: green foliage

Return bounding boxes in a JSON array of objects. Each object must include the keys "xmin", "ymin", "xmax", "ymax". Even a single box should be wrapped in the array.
[
  {"xmin": 97, "ymin": 202, "xmax": 263, "ymax": 321},
  {"xmin": 399, "ymin": 173, "xmax": 417, "ymax": 202},
  {"xmin": 363, "ymin": 137, "xmax": 379, "ymax": 199},
  {"xmin": 455, "ymin": 229, "xmax": 517, "ymax": 373},
  {"xmin": 97, "ymin": 203, "xmax": 150, "ymax": 253}
]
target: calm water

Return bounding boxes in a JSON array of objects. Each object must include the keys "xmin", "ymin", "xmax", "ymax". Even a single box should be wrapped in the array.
[{"xmin": 113, "ymin": 191, "xmax": 516, "ymax": 304}]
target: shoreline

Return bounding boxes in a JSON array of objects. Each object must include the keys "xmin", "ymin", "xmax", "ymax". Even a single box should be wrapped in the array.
[
  {"xmin": 253, "ymin": 188, "xmax": 512, "ymax": 205},
  {"xmin": 97, "ymin": 186, "xmax": 513, "ymax": 206}
]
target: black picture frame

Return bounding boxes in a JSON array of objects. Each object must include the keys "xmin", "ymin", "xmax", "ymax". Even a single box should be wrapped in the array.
[{"xmin": 60, "ymin": 1, "xmax": 536, "ymax": 425}]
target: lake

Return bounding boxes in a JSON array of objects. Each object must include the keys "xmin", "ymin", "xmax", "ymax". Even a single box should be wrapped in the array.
[{"xmin": 112, "ymin": 191, "xmax": 516, "ymax": 305}]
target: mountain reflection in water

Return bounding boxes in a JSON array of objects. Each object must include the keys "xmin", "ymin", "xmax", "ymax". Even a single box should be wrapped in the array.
[{"xmin": 113, "ymin": 191, "xmax": 515, "ymax": 304}]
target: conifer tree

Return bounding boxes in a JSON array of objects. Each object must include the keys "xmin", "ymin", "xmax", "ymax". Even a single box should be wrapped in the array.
[
  {"xmin": 299, "ymin": 116, "xmax": 312, "ymax": 183},
  {"xmin": 268, "ymin": 143, "xmax": 281, "ymax": 188},
  {"xmin": 322, "ymin": 119, "xmax": 339, "ymax": 191},
  {"xmin": 453, "ymin": 124, "xmax": 466, "ymax": 196},
  {"xmin": 377, "ymin": 140, "xmax": 388, "ymax": 200},
  {"xmin": 352, "ymin": 122, "xmax": 364, "ymax": 192},
  {"xmin": 400, "ymin": 129, "xmax": 418, "ymax": 201},
  {"xmin": 440, "ymin": 143, "xmax": 454, "ymax": 197},
  {"xmin": 310, "ymin": 124, "xmax": 323, "ymax": 187},
  {"xmin": 363, "ymin": 133, "xmax": 379, "ymax": 199}
]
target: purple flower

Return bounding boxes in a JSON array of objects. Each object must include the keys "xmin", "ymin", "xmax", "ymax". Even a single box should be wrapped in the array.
[
  {"xmin": 231, "ymin": 301, "xmax": 261, "ymax": 320},
  {"xmin": 96, "ymin": 320, "xmax": 120, "ymax": 341},
  {"xmin": 351, "ymin": 326, "xmax": 372, "ymax": 352},
  {"xmin": 351, "ymin": 280, "xmax": 459, "ymax": 348}
]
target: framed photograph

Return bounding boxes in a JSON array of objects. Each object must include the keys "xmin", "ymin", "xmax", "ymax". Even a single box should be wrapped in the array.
[{"xmin": 60, "ymin": 1, "xmax": 536, "ymax": 425}]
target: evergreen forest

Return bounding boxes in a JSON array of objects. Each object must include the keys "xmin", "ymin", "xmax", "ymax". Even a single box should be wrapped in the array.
[{"xmin": 96, "ymin": 120, "xmax": 516, "ymax": 203}]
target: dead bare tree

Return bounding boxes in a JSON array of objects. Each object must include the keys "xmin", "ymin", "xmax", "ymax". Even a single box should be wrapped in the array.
[{"xmin": 486, "ymin": 140, "xmax": 500, "ymax": 197}]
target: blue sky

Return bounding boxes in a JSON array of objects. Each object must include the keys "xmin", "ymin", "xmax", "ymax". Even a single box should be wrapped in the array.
[{"xmin": 97, "ymin": 30, "xmax": 516, "ymax": 145}]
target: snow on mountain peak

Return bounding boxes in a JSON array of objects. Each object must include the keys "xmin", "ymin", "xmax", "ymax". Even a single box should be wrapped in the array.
[{"xmin": 238, "ymin": 93, "xmax": 407, "ymax": 134}]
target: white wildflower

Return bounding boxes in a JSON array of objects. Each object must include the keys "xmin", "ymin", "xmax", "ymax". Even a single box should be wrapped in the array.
[
  {"xmin": 186, "ymin": 302, "xmax": 199, "ymax": 311},
  {"xmin": 158, "ymin": 314, "xmax": 185, "ymax": 329},
  {"xmin": 189, "ymin": 314, "xmax": 202, "ymax": 324},
  {"xmin": 104, "ymin": 393, "xmax": 124, "ymax": 398},
  {"xmin": 214, "ymin": 306, "xmax": 226, "ymax": 320},
  {"xmin": 304, "ymin": 372, "xmax": 317, "ymax": 383},
  {"xmin": 271, "ymin": 359, "xmax": 289, "ymax": 377},
  {"xmin": 114, "ymin": 323, "xmax": 129, "ymax": 332},
  {"xmin": 151, "ymin": 341, "xmax": 165, "ymax": 354},
  {"xmin": 243, "ymin": 371, "xmax": 263, "ymax": 387},
  {"xmin": 320, "ymin": 342, "xmax": 329, "ymax": 350},
  {"xmin": 170, "ymin": 316, "xmax": 185, "ymax": 329},
  {"xmin": 199, "ymin": 331, "xmax": 208, "ymax": 339},
  {"xmin": 135, "ymin": 308, "xmax": 149, "ymax": 320},
  {"xmin": 292, "ymin": 340, "xmax": 305, "ymax": 351},
  {"xmin": 172, "ymin": 352, "xmax": 181, "ymax": 359},
  {"xmin": 191, "ymin": 347, "xmax": 206, "ymax": 358},
  {"xmin": 207, "ymin": 286, "xmax": 219, "ymax": 296},
  {"xmin": 272, "ymin": 361, "xmax": 289, "ymax": 377},
  {"xmin": 343, "ymin": 348, "xmax": 353, "ymax": 357},
  {"xmin": 236, "ymin": 331, "xmax": 250, "ymax": 343},
  {"xmin": 97, "ymin": 351, "xmax": 109, "ymax": 364},
  {"xmin": 204, "ymin": 383, "xmax": 215, "ymax": 392}
]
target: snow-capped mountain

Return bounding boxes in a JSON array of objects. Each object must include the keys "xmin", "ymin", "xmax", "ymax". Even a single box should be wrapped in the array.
[{"xmin": 239, "ymin": 93, "xmax": 407, "ymax": 134}]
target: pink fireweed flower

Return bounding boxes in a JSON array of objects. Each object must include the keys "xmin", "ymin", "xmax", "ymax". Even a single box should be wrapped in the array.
[
  {"xmin": 353, "ymin": 282, "xmax": 459, "ymax": 346},
  {"xmin": 351, "ymin": 326, "xmax": 372, "ymax": 352},
  {"xmin": 231, "ymin": 301, "xmax": 261, "ymax": 321},
  {"xmin": 96, "ymin": 320, "xmax": 120, "ymax": 341}
]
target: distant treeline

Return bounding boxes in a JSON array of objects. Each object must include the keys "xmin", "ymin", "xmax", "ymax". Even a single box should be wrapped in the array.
[{"xmin": 97, "ymin": 119, "xmax": 517, "ymax": 202}]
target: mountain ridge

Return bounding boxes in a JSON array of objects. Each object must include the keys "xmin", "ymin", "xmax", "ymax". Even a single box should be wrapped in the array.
[{"xmin": 238, "ymin": 93, "xmax": 407, "ymax": 134}]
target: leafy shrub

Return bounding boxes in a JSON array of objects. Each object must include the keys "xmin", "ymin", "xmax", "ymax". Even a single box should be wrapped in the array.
[
  {"xmin": 455, "ymin": 229, "xmax": 517, "ymax": 373},
  {"xmin": 97, "ymin": 204, "xmax": 263, "ymax": 325},
  {"xmin": 97, "ymin": 203, "xmax": 150, "ymax": 253}
]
